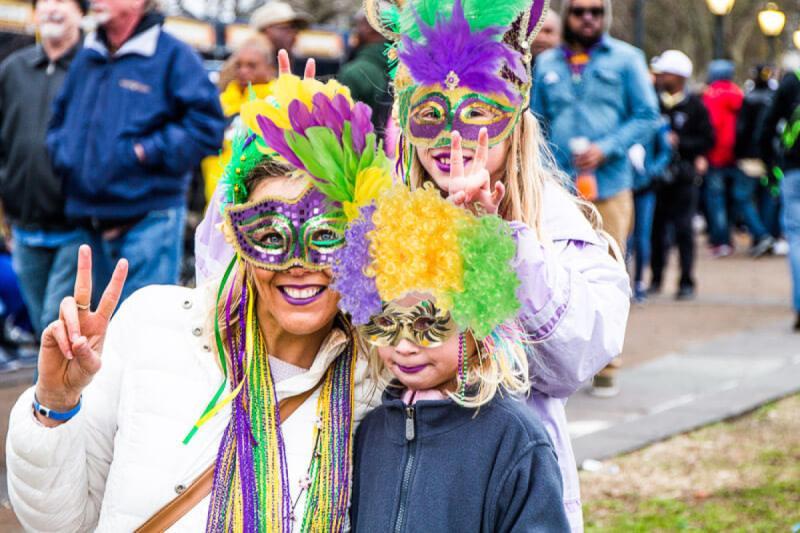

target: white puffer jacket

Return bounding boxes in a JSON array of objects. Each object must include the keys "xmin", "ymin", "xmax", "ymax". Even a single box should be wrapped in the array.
[{"xmin": 6, "ymin": 284, "xmax": 377, "ymax": 532}]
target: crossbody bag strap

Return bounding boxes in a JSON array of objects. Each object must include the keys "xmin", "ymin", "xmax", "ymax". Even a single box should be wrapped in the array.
[{"xmin": 135, "ymin": 380, "xmax": 323, "ymax": 533}]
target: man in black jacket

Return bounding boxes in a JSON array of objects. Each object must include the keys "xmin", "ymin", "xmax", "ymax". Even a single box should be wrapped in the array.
[
  {"xmin": 0, "ymin": 0, "xmax": 86, "ymax": 340},
  {"xmin": 736, "ymin": 64, "xmax": 781, "ymax": 244},
  {"xmin": 761, "ymin": 69, "xmax": 800, "ymax": 329},
  {"xmin": 649, "ymin": 50, "xmax": 714, "ymax": 300}
]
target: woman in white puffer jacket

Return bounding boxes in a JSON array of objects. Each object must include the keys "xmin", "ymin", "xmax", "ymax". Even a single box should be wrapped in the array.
[{"xmin": 6, "ymin": 158, "xmax": 378, "ymax": 532}]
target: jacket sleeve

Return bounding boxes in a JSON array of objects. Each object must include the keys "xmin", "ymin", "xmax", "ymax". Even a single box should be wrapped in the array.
[
  {"xmin": 489, "ymin": 442, "xmax": 570, "ymax": 533},
  {"xmin": 646, "ymin": 126, "xmax": 673, "ymax": 179},
  {"xmin": 6, "ymin": 308, "xmax": 129, "ymax": 532},
  {"xmin": 680, "ymin": 99, "xmax": 715, "ymax": 159},
  {"xmin": 511, "ymin": 189, "xmax": 630, "ymax": 398},
  {"xmin": 137, "ymin": 45, "xmax": 225, "ymax": 175},
  {"xmin": 759, "ymin": 75, "xmax": 797, "ymax": 167},
  {"xmin": 596, "ymin": 50, "xmax": 660, "ymax": 160},
  {"xmin": 46, "ymin": 55, "xmax": 79, "ymax": 178},
  {"xmin": 529, "ymin": 63, "xmax": 550, "ymax": 129}
]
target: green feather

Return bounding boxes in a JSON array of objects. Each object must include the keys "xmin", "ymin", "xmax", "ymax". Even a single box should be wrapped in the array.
[
  {"xmin": 219, "ymin": 124, "xmax": 267, "ymax": 207},
  {"xmin": 284, "ymin": 130, "xmax": 330, "ymax": 183},
  {"xmin": 296, "ymin": 127, "xmax": 353, "ymax": 203},
  {"xmin": 399, "ymin": 0, "xmax": 532, "ymax": 42}
]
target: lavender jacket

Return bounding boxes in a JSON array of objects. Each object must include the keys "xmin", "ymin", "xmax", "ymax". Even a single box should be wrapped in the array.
[
  {"xmin": 195, "ymin": 181, "xmax": 630, "ymax": 533},
  {"xmin": 513, "ymin": 182, "xmax": 629, "ymax": 532}
]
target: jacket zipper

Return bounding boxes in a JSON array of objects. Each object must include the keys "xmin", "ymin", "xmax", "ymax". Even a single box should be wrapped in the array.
[{"xmin": 393, "ymin": 405, "xmax": 416, "ymax": 533}]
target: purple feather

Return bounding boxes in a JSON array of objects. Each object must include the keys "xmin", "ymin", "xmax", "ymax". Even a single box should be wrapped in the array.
[
  {"xmin": 311, "ymin": 93, "xmax": 344, "ymax": 142},
  {"xmin": 350, "ymin": 102, "xmax": 374, "ymax": 155},
  {"xmin": 332, "ymin": 203, "xmax": 382, "ymax": 324},
  {"xmin": 331, "ymin": 93, "xmax": 353, "ymax": 123},
  {"xmin": 398, "ymin": 0, "xmax": 526, "ymax": 103},
  {"xmin": 256, "ymin": 114, "xmax": 307, "ymax": 170},
  {"xmin": 288, "ymin": 100, "xmax": 312, "ymax": 138}
]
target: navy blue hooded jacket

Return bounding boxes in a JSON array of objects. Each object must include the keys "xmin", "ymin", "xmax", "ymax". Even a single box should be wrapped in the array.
[
  {"xmin": 47, "ymin": 13, "xmax": 224, "ymax": 220},
  {"xmin": 350, "ymin": 387, "xmax": 570, "ymax": 533}
]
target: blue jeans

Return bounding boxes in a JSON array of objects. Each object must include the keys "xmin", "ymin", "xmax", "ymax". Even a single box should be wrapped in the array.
[
  {"xmin": 628, "ymin": 190, "xmax": 656, "ymax": 286},
  {"xmin": 11, "ymin": 238, "xmax": 81, "ymax": 336},
  {"xmin": 705, "ymin": 166, "xmax": 768, "ymax": 245},
  {"xmin": 80, "ymin": 207, "xmax": 186, "ymax": 306},
  {"xmin": 782, "ymin": 170, "xmax": 800, "ymax": 311},
  {"xmin": 757, "ymin": 181, "xmax": 782, "ymax": 239},
  {"xmin": 0, "ymin": 254, "xmax": 33, "ymax": 333}
]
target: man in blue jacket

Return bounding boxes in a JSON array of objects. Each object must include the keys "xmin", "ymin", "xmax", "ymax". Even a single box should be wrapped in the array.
[
  {"xmin": 531, "ymin": 0, "xmax": 659, "ymax": 397},
  {"xmin": 47, "ymin": 0, "xmax": 224, "ymax": 303}
]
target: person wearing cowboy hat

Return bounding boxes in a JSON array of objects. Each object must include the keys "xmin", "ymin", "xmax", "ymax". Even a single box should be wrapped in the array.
[{"xmin": 250, "ymin": 1, "xmax": 311, "ymax": 60}]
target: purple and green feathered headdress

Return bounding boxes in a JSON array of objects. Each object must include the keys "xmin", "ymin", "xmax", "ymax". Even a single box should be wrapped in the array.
[{"xmin": 366, "ymin": 0, "xmax": 549, "ymax": 103}]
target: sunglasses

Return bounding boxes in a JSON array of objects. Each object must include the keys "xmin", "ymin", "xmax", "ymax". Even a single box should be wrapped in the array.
[{"xmin": 569, "ymin": 6, "xmax": 605, "ymax": 18}]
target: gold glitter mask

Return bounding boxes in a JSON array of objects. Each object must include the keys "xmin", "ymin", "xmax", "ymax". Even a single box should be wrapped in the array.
[{"xmin": 358, "ymin": 300, "xmax": 458, "ymax": 348}]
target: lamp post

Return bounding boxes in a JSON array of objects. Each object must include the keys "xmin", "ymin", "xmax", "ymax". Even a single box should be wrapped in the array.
[
  {"xmin": 758, "ymin": 2, "xmax": 786, "ymax": 65},
  {"xmin": 706, "ymin": 0, "xmax": 736, "ymax": 60}
]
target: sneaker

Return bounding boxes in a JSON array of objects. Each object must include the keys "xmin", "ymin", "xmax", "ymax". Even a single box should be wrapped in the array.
[
  {"xmin": 749, "ymin": 236, "xmax": 775, "ymax": 258},
  {"xmin": 4, "ymin": 320, "xmax": 36, "ymax": 346},
  {"xmin": 590, "ymin": 375, "xmax": 620, "ymax": 398},
  {"xmin": 773, "ymin": 238, "xmax": 789, "ymax": 256},
  {"xmin": 676, "ymin": 285, "xmax": 695, "ymax": 301},
  {"xmin": 0, "ymin": 345, "xmax": 19, "ymax": 374},
  {"xmin": 10, "ymin": 345, "xmax": 38, "ymax": 369},
  {"xmin": 709, "ymin": 244, "xmax": 733, "ymax": 258},
  {"xmin": 646, "ymin": 283, "xmax": 661, "ymax": 296},
  {"xmin": 632, "ymin": 283, "xmax": 647, "ymax": 304}
]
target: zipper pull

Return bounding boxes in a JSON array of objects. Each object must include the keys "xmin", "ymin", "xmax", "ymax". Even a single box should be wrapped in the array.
[{"xmin": 405, "ymin": 406, "xmax": 415, "ymax": 441}]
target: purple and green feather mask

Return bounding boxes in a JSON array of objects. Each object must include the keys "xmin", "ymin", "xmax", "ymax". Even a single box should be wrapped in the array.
[
  {"xmin": 366, "ymin": 0, "xmax": 549, "ymax": 149},
  {"xmin": 218, "ymin": 74, "xmax": 393, "ymax": 272}
]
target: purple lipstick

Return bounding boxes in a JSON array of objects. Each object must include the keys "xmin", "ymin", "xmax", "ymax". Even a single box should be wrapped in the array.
[
  {"xmin": 278, "ymin": 284, "xmax": 326, "ymax": 306},
  {"xmin": 396, "ymin": 364, "xmax": 427, "ymax": 374}
]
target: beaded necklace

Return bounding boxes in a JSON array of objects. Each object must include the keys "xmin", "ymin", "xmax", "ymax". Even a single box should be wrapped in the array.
[{"xmin": 204, "ymin": 265, "xmax": 357, "ymax": 532}]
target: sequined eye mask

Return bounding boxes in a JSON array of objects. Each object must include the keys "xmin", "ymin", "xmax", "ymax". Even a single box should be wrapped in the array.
[
  {"xmin": 357, "ymin": 300, "xmax": 458, "ymax": 348},
  {"xmin": 224, "ymin": 185, "xmax": 346, "ymax": 271},
  {"xmin": 403, "ymin": 87, "xmax": 520, "ymax": 149}
]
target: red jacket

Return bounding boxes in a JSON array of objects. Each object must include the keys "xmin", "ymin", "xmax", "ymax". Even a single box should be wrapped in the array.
[{"xmin": 703, "ymin": 80, "xmax": 744, "ymax": 167}]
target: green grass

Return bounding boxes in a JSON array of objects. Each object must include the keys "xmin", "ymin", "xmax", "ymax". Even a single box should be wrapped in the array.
[
  {"xmin": 582, "ymin": 395, "xmax": 800, "ymax": 532},
  {"xmin": 584, "ymin": 478, "xmax": 800, "ymax": 532}
]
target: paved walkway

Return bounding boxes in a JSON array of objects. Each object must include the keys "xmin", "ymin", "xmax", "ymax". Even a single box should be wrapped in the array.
[{"xmin": 567, "ymin": 317, "xmax": 800, "ymax": 465}]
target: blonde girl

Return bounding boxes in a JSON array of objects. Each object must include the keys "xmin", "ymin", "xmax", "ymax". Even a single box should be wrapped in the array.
[{"xmin": 366, "ymin": 0, "xmax": 629, "ymax": 530}]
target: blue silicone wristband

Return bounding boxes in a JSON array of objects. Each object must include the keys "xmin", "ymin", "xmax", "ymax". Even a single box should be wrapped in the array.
[{"xmin": 33, "ymin": 393, "xmax": 82, "ymax": 421}]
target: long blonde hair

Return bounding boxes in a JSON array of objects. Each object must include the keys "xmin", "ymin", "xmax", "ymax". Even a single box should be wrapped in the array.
[{"xmin": 407, "ymin": 109, "xmax": 617, "ymax": 256}]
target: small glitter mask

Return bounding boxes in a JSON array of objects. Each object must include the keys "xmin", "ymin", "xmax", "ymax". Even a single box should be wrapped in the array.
[
  {"xmin": 225, "ymin": 185, "xmax": 346, "ymax": 271},
  {"xmin": 358, "ymin": 300, "xmax": 458, "ymax": 348}
]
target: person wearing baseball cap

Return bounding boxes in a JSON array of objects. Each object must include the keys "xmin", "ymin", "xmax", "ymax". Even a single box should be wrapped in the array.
[
  {"xmin": 0, "ymin": 0, "xmax": 87, "ymax": 369},
  {"xmin": 649, "ymin": 50, "xmax": 715, "ymax": 300},
  {"xmin": 250, "ymin": 1, "xmax": 311, "ymax": 58}
]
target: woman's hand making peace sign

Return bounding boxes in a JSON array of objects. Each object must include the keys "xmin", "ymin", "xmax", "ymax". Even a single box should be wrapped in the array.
[
  {"xmin": 447, "ymin": 128, "xmax": 506, "ymax": 216},
  {"xmin": 35, "ymin": 245, "xmax": 128, "ymax": 427}
]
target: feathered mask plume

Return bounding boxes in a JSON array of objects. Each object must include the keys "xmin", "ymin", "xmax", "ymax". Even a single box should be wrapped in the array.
[
  {"xmin": 398, "ymin": 0, "xmax": 528, "ymax": 103},
  {"xmin": 241, "ymin": 74, "xmax": 393, "ymax": 222}
]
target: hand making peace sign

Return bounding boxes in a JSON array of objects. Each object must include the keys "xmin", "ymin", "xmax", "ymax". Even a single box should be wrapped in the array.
[
  {"xmin": 35, "ymin": 245, "xmax": 128, "ymax": 427},
  {"xmin": 277, "ymin": 48, "xmax": 316, "ymax": 79},
  {"xmin": 447, "ymin": 128, "xmax": 506, "ymax": 216}
]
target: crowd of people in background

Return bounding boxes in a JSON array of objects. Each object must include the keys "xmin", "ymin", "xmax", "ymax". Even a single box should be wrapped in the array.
[{"xmin": 0, "ymin": 0, "xmax": 798, "ymax": 383}]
